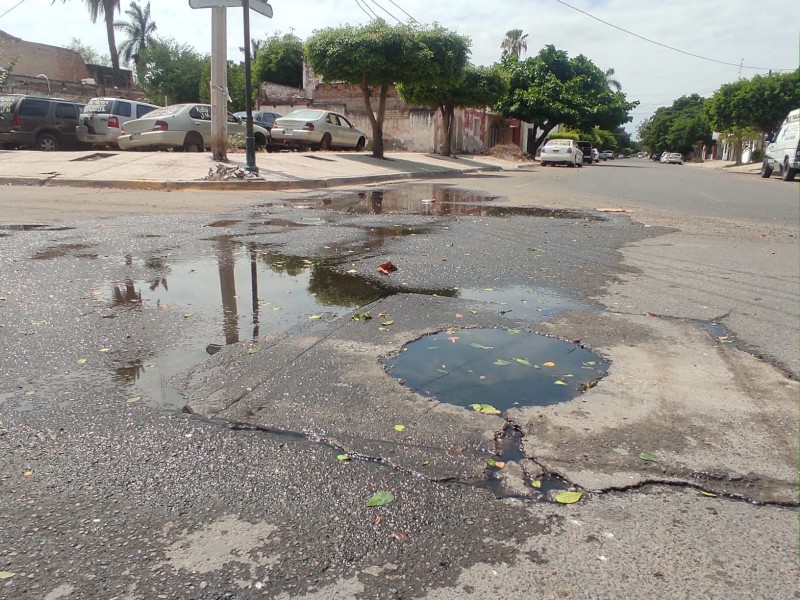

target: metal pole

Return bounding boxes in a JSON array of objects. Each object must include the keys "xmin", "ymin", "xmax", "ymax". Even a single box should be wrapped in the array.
[
  {"xmin": 210, "ymin": 6, "xmax": 228, "ymax": 161},
  {"xmin": 242, "ymin": 0, "xmax": 258, "ymax": 173}
]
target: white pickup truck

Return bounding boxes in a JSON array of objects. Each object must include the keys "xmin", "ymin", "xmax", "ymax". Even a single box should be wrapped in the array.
[{"xmin": 761, "ymin": 108, "xmax": 799, "ymax": 181}]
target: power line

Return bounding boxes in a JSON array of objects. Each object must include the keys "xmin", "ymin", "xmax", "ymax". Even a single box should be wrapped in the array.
[
  {"xmin": 552, "ymin": 0, "xmax": 794, "ymax": 72},
  {"xmin": 0, "ymin": 0, "xmax": 29, "ymax": 19},
  {"xmin": 354, "ymin": 0, "xmax": 378, "ymax": 21},
  {"xmin": 384, "ymin": 0, "xmax": 419, "ymax": 24},
  {"xmin": 364, "ymin": 0, "xmax": 402, "ymax": 24}
]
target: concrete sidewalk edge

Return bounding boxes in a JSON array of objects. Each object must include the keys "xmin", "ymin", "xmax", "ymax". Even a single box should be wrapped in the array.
[{"xmin": 0, "ymin": 165, "xmax": 501, "ymax": 191}]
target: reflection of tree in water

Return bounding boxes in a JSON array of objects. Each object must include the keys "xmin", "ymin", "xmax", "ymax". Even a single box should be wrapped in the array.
[
  {"xmin": 261, "ymin": 252, "xmax": 311, "ymax": 276},
  {"xmin": 308, "ymin": 264, "xmax": 458, "ymax": 307}
]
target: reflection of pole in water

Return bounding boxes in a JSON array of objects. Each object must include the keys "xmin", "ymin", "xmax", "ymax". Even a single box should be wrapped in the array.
[
  {"xmin": 216, "ymin": 237, "xmax": 240, "ymax": 345},
  {"xmin": 249, "ymin": 243, "xmax": 260, "ymax": 338}
]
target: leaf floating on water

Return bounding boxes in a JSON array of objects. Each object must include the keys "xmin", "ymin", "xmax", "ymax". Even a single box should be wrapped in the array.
[
  {"xmin": 470, "ymin": 343, "xmax": 494, "ymax": 350},
  {"xmin": 532, "ymin": 480, "xmax": 542, "ymax": 489},
  {"xmin": 554, "ymin": 380, "xmax": 567, "ymax": 386},
  {"xmin": 337, "ymin": 454, "xmax": 351, "ymax": 461},
  {"xmin": 638, "ymin": 452, "xmax": 658, "ymax": 462},
  {"xmin": 366, "ymin": 491, "xmax": 395, "ymax": 507},
  {"xmin": 126, "ymin": 396, "xmax": 142, "ymax": 403},
  {"xmin": 543, "ymin": 361, "xmax": 556, "ymax": 367},
  {"xmin": 555, "ymin": 491, "xmax": 583, "ymax": 504},
  {"xmin": 486, "ymin": 458, "xmax": 505, "ymax": 468},
  {"xmin": 393, "ymin": 424, "xmax": 406, "ymax": 431},
  {"xmin": 479, "ymin": 404, "xmax": 501, "ymax": 415},
  {"xmin": 514, "ymin": 358, "xmax": 532, "ymax": 366},
  {"xmin": 247, "ymin": 346, "xmax": 261, "ymax": 354},
  {"xmin": 583, "ymin": 361, "xmax": 597, "ymax": 367},
  {"xmin": 494, "ymin": 359, "xmax": 511, "ymax": 366},
  {"xmin": 699, "ymin": 490, "xmax": 717, "ymax": 497},
  {"xmin": 506, "ymin": 328, "xmax": 521, "ymax": 334},
  {"xmin": 564, "ymin": 374, "xmax": 574, "ymax": 378}
]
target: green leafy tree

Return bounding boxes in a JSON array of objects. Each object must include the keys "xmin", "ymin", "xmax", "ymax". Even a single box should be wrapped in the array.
[
  {"xmin": 496, "ymin": 46, "xmax": 638, "ymax": 156},
  {"xmin": 638, "ymin": 94, "xmax": 712, "ymax": 157},
  {"xmin": 253, "ymin": 32, "xmax": 304, "ymax": 89},
  {"xmin": 66, "ymin": 37, "xmax": 110, "ymax": 66},
  {"xmin": 199, "ymin": 60, "xmax": 247, "ymax": 112},
  {"xmin": 501, "ymin": 29, "xmax": 528, "ymax": 59},
  {"xmin": 139, "ymin": 38, "xmax": 206, "ymax": 104},
  {"xmin": 738, "ymin": 70, "xmax": 798, "ymax": 137},
  {"xmin": 306, "ymin": 20, "xmax": 464, "ymax": 158},
  {"xmin": 0, "ymin": 43, "xmax": 19, "ymax": 87},
  {"xmin": 114, "ymin": 0, "xmax": 156, "ymax": 81},
  {"xmin": 56, "ymin": 0, "xmax": 121, "ymax": 73}
]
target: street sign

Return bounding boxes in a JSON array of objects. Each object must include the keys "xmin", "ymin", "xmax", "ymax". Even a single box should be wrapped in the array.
[{"xmin": 188, "ymin": 0, "xmax": 272, "ymax": 17}]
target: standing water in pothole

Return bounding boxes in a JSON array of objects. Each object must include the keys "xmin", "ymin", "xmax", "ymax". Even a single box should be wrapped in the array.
[{"xmin": 383, "ymin": 328, "xmax": 608, "ymax": 411}]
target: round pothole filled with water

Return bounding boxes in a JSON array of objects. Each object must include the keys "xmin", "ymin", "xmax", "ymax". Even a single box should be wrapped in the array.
[{"xmin": 383, "ymin": 328, "xmax": 608, "ymax": 411}]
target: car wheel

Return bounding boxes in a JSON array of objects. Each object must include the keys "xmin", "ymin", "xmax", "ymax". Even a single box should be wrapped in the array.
[
  {"xmin": 760, "ymin": 160, "xmax": 773, "ymax": 178},
  {"xmin": 319, "ymin": 133, "xmax": 332, "ymax": 151},
  {"xmin": 355, "ymin": 137, "xmax": 366, "ymax": 151},
  {"xmin": 36, "ymin": 133, "xmax": 59, "ymax": 152},
  {"xmin": 182, "ymin": 132, "xmax": 203, "ymax": 152},
  {"xmin": 782, "ymin": 159, "xmax": 796, "ymax": 181}
]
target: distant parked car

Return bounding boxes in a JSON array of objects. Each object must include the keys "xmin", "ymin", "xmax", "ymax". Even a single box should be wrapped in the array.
[
  {"xmin": 540, "ymin": 138, "xmax": 583, "ymax": 167},
  {"xmin": 233, "ymin": 110, "xmax": 281, "ymax": 131},
  {"xmin": 117, "ymin": 103, "xmax": 270, "ymax": 152},
  {"xmin": 660, "ymin": 152, "xmax": 670, "ymax": 163},
  {"xmin": 270, "ymin": 109, "xmax": 368, "ymax": 151},
  {"xmin": 0, "ymin": 94, "xmax": 88, "ymax": 151},
  {"xmin": 591, "ymin": 148, "xmax": 600, "ymax": 162},
  {"xmin": 600, "ymin": 150, "xmax": 615, "ymax": 160},
  {"xmin": 667, "ymin": 152, "xmax": 684, "ymax": 164},
  {"xmin": 77, "ymin": 97, "xmax": 160, "ymax": 147},
  {"xmin": 576, "ymin": 140, "xmax": 593, "ymax": 164}
]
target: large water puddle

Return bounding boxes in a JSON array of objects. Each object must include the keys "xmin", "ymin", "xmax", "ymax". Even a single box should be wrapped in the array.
[{"xmin": 383, "ymin": 328, "xmax": 608, "ymax": 412}]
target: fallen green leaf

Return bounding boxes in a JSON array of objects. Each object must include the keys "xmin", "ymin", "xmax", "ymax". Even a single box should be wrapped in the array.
[
  {"xmin": 421, "ymin": 459, "xmax": 429, "ymax": 466},
  {"xmin": 183, "ymin": 313, "xmax": 193, "ymax": 318},
  {"xmin": 99, "ymin": 347, "xmax": 110, "ymax": 353},
  {"xmin": 479, "ymin": 404, "xmax": 501, "ymax": 415},
  {"xmin": 436, "ymin": 368, "xmax": 448, "ymax": 373},
  {"xmin": 337, "ymin": 454, "xmax": 351, "ymax": 461},
  {"xmin": 309, "ymin": 315, "xmax": 322, "ymax": 320},
  {"xmin": 483, "ymin": 288, "xmax": 493, "ymax": 291},
  {"xmin": 247, "ymin": 346, "xmax": 261, "ymax": 354},
  {"xmin": 554, "ymin": 380, "xmax": 567, "ymax": 386},
  {"xmin": 493, "ymin": 359, "xmax": 511, "ymax": 366},
  {"xmin": 381, "ymin": 320, "xmax": 394, "ymax": 326},
  {"xmin": 0, "ymin": 571, "xmax": 15, "ymax": 579},
  {"xmin": 506, "ymin": 328, "xmax": 521, "ymax": 334},
  {"xmin": 470, "ymin": 403, "xmax": 482, "ymax": 411},
  {"xmin": 393, "ymin": 424, "xmax": 406, "ymax": 432},
  {"xmin": 555, "ymin": 491, "xmax": 583, "ymax": 504},
  {"xmin": 366, "ymin": 491, "xmax": 395, "ymax": 507},
  {"xmin": 346, "ymin": 269, "xmax": 357, "ymax": 273},
  {"xmin": 75, "ymin": 358, "xmax": 87, "ymax": 365},
  {"xmin": 514, "ymin": 358, "xmax": 532, "ymax": 366},
  {"xmin": 24, "ymin": 390, "xmax": 35, "ymax": 397},
  {"xmin": 583, "ymin": 361, "xmax": 597, "ymax": 367},
  {"xmin": 639, "ymin": 452, "xmax": 658, "ymax": 462},
  {"xmin": 49, "ymin": 432, "xmax": 58, "ymax": 441},
  {"xmin": 699, "ymin": 490, "xmax": 718, "ymax": 497},
  {"xmin": 470, "ymin": 343, "xmax": 494, "ymax": 350},
  {"xmin": 532, "ymin": 480, "xmax": 542, "ymax": 489},
  {"xmin": 126, "ymin": 396, "xmax": 142, "ymax": 403}
]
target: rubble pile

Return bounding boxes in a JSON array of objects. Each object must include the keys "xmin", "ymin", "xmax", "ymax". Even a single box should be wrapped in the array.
[{"xmin": 204, "ymin": 163, "xmax": 261, "ymax": 181}]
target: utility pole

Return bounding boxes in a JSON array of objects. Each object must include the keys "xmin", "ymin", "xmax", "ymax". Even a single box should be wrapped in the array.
[
  {"xmin": 210, "ymin": 6, "xmax": 228, "ymax": 161},
  {"xmin": 242, "ymin": 0, "xmax": 257, "ymax": 173}
]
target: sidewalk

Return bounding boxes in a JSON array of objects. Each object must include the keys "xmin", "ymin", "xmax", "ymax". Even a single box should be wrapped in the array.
[
  {"xmin": 0, "ymin": 149, "xmax": 518, "ymax": 191},
  {"xmin": 684, "ymin": 159, "xmax": 762, "ymax": 175}
]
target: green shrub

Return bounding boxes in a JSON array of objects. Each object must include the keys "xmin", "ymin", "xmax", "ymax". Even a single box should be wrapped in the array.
[
  {"xmin": 750, "ymin": 148, "xmax": 763, "ymax": 162},
  {"xmin": 226, "ymin": 132, "xmax": 246, "ymax": 151},
  {"xmin": 546, "ymin": 130, "xmax": 579, "ymax": 141}
]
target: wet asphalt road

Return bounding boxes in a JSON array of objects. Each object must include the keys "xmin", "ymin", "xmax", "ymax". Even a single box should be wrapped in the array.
[{"xmin": 0, "ymin": 160, "xmax": 798, "ymax": 598}]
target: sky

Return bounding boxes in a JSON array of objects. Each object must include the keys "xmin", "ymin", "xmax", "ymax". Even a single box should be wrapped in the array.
[{"xmin": 0, "ymin": 0, "xmax": 797, "ymax": 138}]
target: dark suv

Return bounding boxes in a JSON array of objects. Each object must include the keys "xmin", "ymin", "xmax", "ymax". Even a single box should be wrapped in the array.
[
  {"xmin": 0, "ymin": 95, "xmax": 88, "ymax": 151},
  {"xmin": 576, "ymin": 140, "xmax": 593, "ymax": 164}
]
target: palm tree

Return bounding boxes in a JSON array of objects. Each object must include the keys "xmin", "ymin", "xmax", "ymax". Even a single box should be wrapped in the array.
[
  {"xmin": 115, "ymin": 1, "xmax": 156, "ymax": 70},
  {"xmin": 605, "ymin": 68, "xmax": 622, "ymax": 93},
  {"xmin": 56, "ymin": 0, "xmax": 121, "ymax": 72},
  {"xmin": 501, "ymin": 29, "xmax": 528, "ymax": 59}
]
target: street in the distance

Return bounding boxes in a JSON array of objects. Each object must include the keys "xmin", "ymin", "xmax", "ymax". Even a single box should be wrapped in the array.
[{"xmin": 0, "ymin": 153, "xmax": 797, "ymax": 599}]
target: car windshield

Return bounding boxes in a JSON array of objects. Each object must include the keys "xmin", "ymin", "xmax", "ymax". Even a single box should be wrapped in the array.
[
  {"xmin": 546, "ymin": 140, "xmax": 570, "ymax": 146},
  {"xmin": 84, "ymin": 98, "xmax": 114, "ymax": 113},
  {"xmin": 283, "ymin": 109, "xmax": 324, "ymax": 120}
]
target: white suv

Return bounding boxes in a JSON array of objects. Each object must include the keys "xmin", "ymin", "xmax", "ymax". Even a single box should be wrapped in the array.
[
  {"xmin": 77, "ymin": 97, "xmax": 160, "ymax": 147},
  {"xmin": 761, "ymin": 108, "xmax": 799, "ymax": 181}
]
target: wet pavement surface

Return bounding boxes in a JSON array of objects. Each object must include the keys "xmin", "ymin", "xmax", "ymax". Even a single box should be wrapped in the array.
[{"xmin": 1, "ymin": 180, "xmax": 797, "ymax": 598}]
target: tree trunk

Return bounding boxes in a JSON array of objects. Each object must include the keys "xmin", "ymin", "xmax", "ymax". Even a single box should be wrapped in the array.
[
  {"xmin": 360, "ymin": 73, "xmax": 385, "ymax": 159},
  {"xmin": 440, "ymin": 104, "xmax": 454, "ymax": 157},
  {"xmin": 104, "ymin": 2, "xmax": 120, "ymax": 73},
  {"xmin": 527, "ymin": 124, "xmax": 555, "ymax": 157}
]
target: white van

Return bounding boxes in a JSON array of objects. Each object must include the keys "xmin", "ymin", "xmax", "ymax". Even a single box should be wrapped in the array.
[
  {"xmin": 76, "ymin": 97, "xmax": 160, "ymax": 147},
  {"xmin": 761, "ymin": 108, "xmax": 799, "ymax": 181}
]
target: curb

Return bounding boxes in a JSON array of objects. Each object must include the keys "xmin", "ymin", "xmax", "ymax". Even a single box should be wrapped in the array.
[{"xmin": 0, "ymin": 166, "xmax": 502, "ymax": 192}]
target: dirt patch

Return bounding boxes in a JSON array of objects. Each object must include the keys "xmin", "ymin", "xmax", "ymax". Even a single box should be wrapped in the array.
[{"xmin": 487, "ymin": 144, "xmax": 534, "ymax": 163}]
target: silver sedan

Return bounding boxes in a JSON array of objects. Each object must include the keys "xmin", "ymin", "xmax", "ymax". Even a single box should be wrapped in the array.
[{"xmin": 270, "ymin": 109, "xmax": 369, "ymax": 151}]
